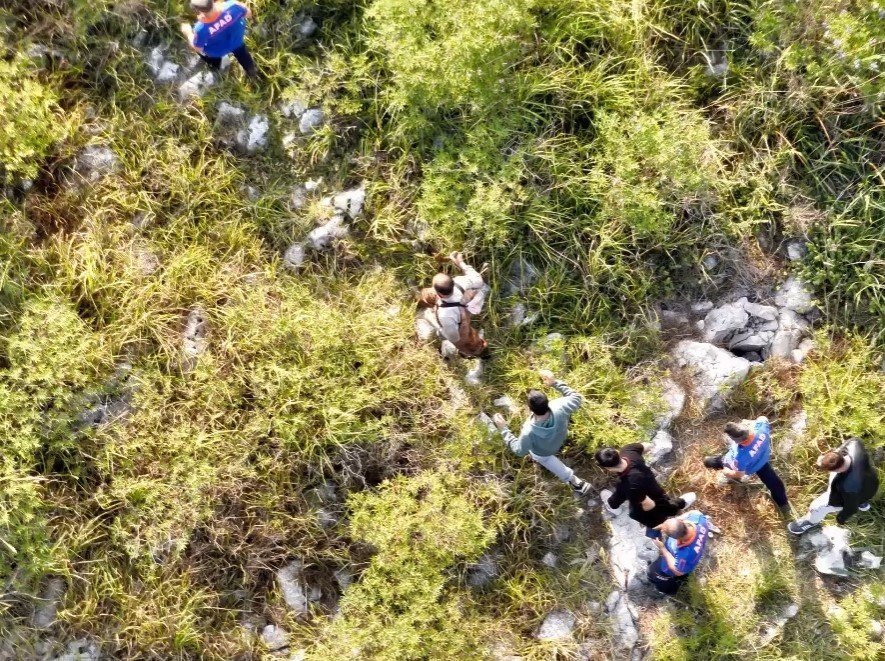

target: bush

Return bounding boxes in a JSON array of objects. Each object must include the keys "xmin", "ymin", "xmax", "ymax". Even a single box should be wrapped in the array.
[
  {"xmin": 0, "ymin": 54, "xmax": 68, "ymax": 183},
  {"xmin": 312, "ymin": 471, "xmax": 495, "ymax": 660}
]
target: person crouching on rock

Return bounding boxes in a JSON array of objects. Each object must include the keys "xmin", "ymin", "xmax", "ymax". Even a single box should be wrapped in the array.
[
  {"xmin": 596, "ymin": 444, "xmax": 696, "ymax": 540},
  {"xmin": 703, "ymin": 417, "xmax": 791, "ymax": 515},
  {"xmin": 788, "ymin": 437, "xmax": 879, "ymax": 535},
  {"xmin": 417, "ymin": 251, "xmax": 489, "ymax": 359},
  {"xmin": 180, "ymin": 0, "xmax": 260, "ymax": 79},
  {"xmin": 492, "ymin": 370, "xmax": 592, "ymax": 496},
  {"xmin": 646, "ymin": 511, "xmax": 712, "ymax": 595}
]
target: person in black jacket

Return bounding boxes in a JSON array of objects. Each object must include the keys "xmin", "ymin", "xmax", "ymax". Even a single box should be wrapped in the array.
[
  {"xmin": 596, "ymin": 443, "xmax": 696, "ymax": 539},
  {"xmin": 788, "ymin": 437, "xmax": 880, "ymax": 535}
]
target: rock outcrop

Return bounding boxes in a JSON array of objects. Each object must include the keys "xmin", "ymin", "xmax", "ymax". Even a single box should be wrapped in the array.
[{"xmin": 671, "ymin": 341, "xmax": 751, "ymax": 412}]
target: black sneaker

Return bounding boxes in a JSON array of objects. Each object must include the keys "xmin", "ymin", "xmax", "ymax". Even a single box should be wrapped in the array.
[
  {"xmin": 787, "ymin": 520, "xmax": 818, "ymax": 536},
  {"xmin": 571, "ymin": 478, "xmax": 592, "ymax": 496}
]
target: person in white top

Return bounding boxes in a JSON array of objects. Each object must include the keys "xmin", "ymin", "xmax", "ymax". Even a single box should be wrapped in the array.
[{"xmin": 418, "ymin": 252, "xmax": 489, "ymax": 358}]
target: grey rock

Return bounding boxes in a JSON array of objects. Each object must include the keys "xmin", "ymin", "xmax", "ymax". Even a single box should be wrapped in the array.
[
  {"xmin": 156, "ymin": 60, "xmax": 180, "ymax": 84},
  {"xmin": 791, "ymin": 338, "xmax": 816, "ymax": 364},
  {"xmin": 671, "ymin": 341, "xmax": 751, "ymax": 412},
  {"xmin": 216, "ymin": 101, "xmax": 246, "ymax": 129},
  {"xmin": 857, "ymin": 551, "xmax": 882, "ymax": 569},
  {"xmin": 51, "ymin": 639, "xmax": 100, "ymax": 661},
  {"xmin": 467, "ymin": 552, "xmax": 499, "ymax": 588},
  {"xmin": 277, "ymin": 561, "xmax": 309, "ymax": 615},
  {"xmin": 134, "ymin": 244, "xmax": 161, "ymax": 276},
  {"xmin": 742, "ymin": 300, "xmax": 779, "ymax": 322},
  {"xmin": 493, "ymin": 395, "xmax": 519, "ymax": 414},
  {"xmin": 647, "ymin": 430, "xmax": 674, "ymax": 465},
  {"xmin": 307, "ymin": 214, "xmax": 348, "ymax": 250},
  {"xmin": 600, "ymin": 489, "xmax": 660, "ymax": 590},
  {"xmin": 299, "ymin": 108, "xmax": 325, "ymax": 135},
  {"xmin": 743, "ymin": 351, "xmax": 763, "ymax": 363},
  {"xmin": 304, "ymin": 178, "xmax": 322, "ymax": 192},
  {"xmin": 552, "ymin": 524, "xmax": 572, "ymax": 544},
  {"xmin": 33, "ymin": 577, "xmax": 65, "ymax": 629},
  {"xmin": 178, "ymin": 70, "xmax": 216, "ymax": 100},
  {"xmin": 541, "ymin": 552, "xmax": 558, "ymax": 568},
  {"xmin": 297, "ymin": 15, "xmax": 318, "ymax": 39},
  {"xmin": 290, "ymin": 185, "xmax": 308, "ymax": 210},
  {"xmin": 660, "ymin": 309, "xmax": 690, "ymax": 326},
  {"xmin": 703, "ymin": 303, "xmax": 748, "ymax": 344},
  {"xmin": 803, "ymin": 526, "xmax": 851, "ymax": 577},
  {"xmin": 475, "ymin": 412, "xmax": 498, "ymax": 435},
  {"xmin": 704, "ymin": 50, "xmax": 729, "ymax": 77},
  {"xmin": 283, "ymin": 243, "xmax": 306, "ymax": 270},
  {"xmin": 775, "ymin": 277, "xmax": 815, "ymax": 314},
  {"xmin": 237, "ymin": 114, "xmax": 270, "ymax": 154},
  {"xmin": 655, "ymin": 378, "xmax": 686, "ymax": 429},
  {"xmin": 768, "ymin": 328, "xmax": 802, "ymax": 359},
  {"xmin": 605, "ymin": 590, "xmax": 640, "ymax": 649},
  {"xmin": 464, "ymin": 359, "xmax": 484, "ymax": 386},
  {"xmin": 280, "ymin": 99, "xmax": 307, "ymax": 119},
  {"xmin": 261, "ymin": 624, "xmax": 289, "ymax": 651},
  {"xmin": 74, "ymin": 145, "xmax": 119, "ymax": 183},
  {"xmin": 786, "ymin": 240, "xmax": 808, "ymax": 261},
  {"xmin": 778, "ymin": 410, "xmax": 806, "ymax": 457},
  {"xmin": 508, "ymin": 302, "xmax": 537, "ymax": 327},
  {"xmin": 691, "ymin": 301, "xmax": 714, "ymax": 314},
  {"xmin": 778, "ymin": 308, "xmax": 810, "ymax": 332},
  {"xmin": 536, "ymin": 609, "xmax": 576, "ymax": 641},
  {"xmin": 182, "ymin": 307, "xmax": 208, "ymax": 360},
  {"xmin": 871, "ymin": 620, "xmax": 884, "ymax": 641},
  {"xmin": 329, "ymin": 185, "xmax": 367, "ymax": 219},
  {"xmin": 505, "ymin": 257, "xmax": 540, "ymax": 295},
  {"xmin": 702, "ymin": 254, "xmax": 720, "ymax": 270},
  {"xmin": 334, "ymin": 567, "xmax": 353, "ymax": 592},
  {"xmin": 759, "ymin": 602, "xmax": 799, "ymax": 646}
]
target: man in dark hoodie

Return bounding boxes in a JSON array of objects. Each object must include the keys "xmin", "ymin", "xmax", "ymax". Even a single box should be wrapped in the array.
[
  {"xmin": 596, "ymin": 444, "xmax": 696, "ymax": 539},
  {"xmin": 788, "ymin": 438, "xmax": 880, "ymax": 535}
]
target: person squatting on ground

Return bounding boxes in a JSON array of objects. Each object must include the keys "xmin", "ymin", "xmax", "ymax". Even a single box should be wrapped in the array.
[
  {"xmin": 788, "ymin": 438, "xmax": 880, "ymax": 535},
  {"xmin": 418, "ymin": 252, "xmax": 489, "ymax": 359},
  {"xmin": 493, "ymin": 370, "xmax": 592, "ymax": 495},
  {"xmin": 703, "ymin": 416, "xmax": 790, "ymax": 513},
  {"xmin": 596, "ymin": 444, "xmax": 696, "ymax": 539},
  {"xmin": 181, "ymin": 0, "xmax": 260, "ymax": 78},
  {"xmin": 646, "ymin": 511, "xmax": 712, "ymax": 595}
]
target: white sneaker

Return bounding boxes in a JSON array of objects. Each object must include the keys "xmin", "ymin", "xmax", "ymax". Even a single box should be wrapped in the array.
[
  {"xmin": 679, "ymin": 492, "xmax": 697, "ymax": 508},
  {"xmin": 859, "ymin": 503, "xmax": 871, "ymax": 512}
]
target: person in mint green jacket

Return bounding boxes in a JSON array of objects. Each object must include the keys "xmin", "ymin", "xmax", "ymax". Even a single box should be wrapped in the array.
[{"xmin": 493, "ymin": 370, "xmax": 592, "ymax": 495}]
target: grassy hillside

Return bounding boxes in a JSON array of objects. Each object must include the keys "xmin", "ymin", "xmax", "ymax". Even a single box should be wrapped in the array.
[{"xmin": 0, "ymin": 0, "xmax": 883, "ymax": 659}]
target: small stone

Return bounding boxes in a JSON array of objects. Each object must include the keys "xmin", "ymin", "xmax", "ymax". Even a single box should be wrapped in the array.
[
  {"xmin": 553, "ymin": 524, "xmax": 572, "ymax": 544},
  {"xmin": 768, "ymin": 328, "xmax": 803, "ymax": 359},
  {"xmin": 870, "ymin": 620, "xmax": 883, "ymax": 641},
  {"xmin": 182, "ymin": 307, "xmax": 208, "ymax": 359},
  {"xmin": 775, "ymin": 277, "xmax": 816, "ymax": 314},
  {"xmin": 277, "ymin": 561, "xmax": 309, "ymax": 615},
  {"xmin": 330, "ymin": 185, "xmax": 367, "ymax": 218},
  {"xmin": 655, "ymin": 378, "xmax": 686, "ymax": 429},
  {"xmin": 297, "ymin": 15, "xmax": 318, "ymax": 39},
  {"xmin": 857, "ymin": 551, "xmax": 882, "ymax": 569},
  {"xmin": 304, "ymin": 178, "xmax": 322, "ymax": 192},
  {"xmin": 691, "ymin": 301, "xmax": 714, "ymax": 314},
  {"xmin": 465, "ymin": 359, "xmax": 484, "ymax": 386},
  {"xmin": 281, "ymin": 99, "xmax": 307, "ymax": 119},
  {"xmin": 179, "ymin": 71, "xmax": 216, "ymax": 100},
  {"xmin": 703, "ymin": 303, "xmax": 749, "ymax": 344},
  {"xmin": 299, "ymin": 108, "xmax": 325, "ymax": 135},
  {"xmin": 493, "ymin": 396, "xmax": 519, "ymax": 414},
  {"xmin": 216, "ymin": 101, "xmax": 246, "ymax": 129},
  {"xmin": 702, "ymin": 254, "xmax": 720, "ymax": 270},
  {"xmin": 156, "ymin": 61, "xmax": 180, "ymax": 84},
  {"xmin": 307, "ymin": 214, "xmax": 348, "ymax": 250},
  {"xmin": 290, "ymin": 186, "xmax": 308, "ymax": 210},
  {"xmin": 261, "ymin": 624, "xmax": 289, "ymax": 651},
  {"xmin": 541, "ymin": 552, "xmax": 558, "ymax": 568},
  {"xmin": 334, "ymin": 567, "xmax": 353, "ymax": 592},
  {"xmin": 74, "ymin": 145, "xmax": 119, "ymax": 183},
  {"xmin": 237, "ymin": 115, "xmax": 270, "ymax": 154},
  {"xmin": 33, "ymin": 577, "xmax": 65, "ymax": 629},
  {"xmin": 467, "ymin": 552, "xmax": 499, "ymax": 588},
  {"xmin": 536, "ymin": 609, "xmax": 576, "ymax": 641},
  {"xmin": 283, "ymin": 243, "xmax": 306, "ymax": 270},
  {"xmin": 786, "ymin": 240, "xmax": 808, "ymax": 261},
  {"xmin": 704, "ymin": 50, "xmax": 729, "ymax": 76},
  {"xmin": 647, "ymin": 430, "xmax": 674, "ymax": 465},
  {"xmin": 791, "ymin": 338, "xmax": 816, "ymax": 364}
]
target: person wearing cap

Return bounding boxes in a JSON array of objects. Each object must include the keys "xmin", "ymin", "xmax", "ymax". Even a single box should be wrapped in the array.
[
  {"xmin": 492, "ymin": 370, "xmax": 592, "ymax": 496},
  {"xmin": 180, "ymin": 1, "xmax": 259, "ymax": 78},
  {"xmin": 596, "ymin": 444, "xmax": 696, "ymax": 539},
  {"xmin": 788, "ymin": 437, "xmax": 880, "ymax": 535},
  {"xmin": 646, "ymin": 510, "xmax": 713, "ymax": 595},
  {"xmin": 703, "ymin": 416, "xmax": 790, "ymax": 513}
]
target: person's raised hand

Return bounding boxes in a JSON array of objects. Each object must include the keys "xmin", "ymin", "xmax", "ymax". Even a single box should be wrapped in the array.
[
  {"xmin": 492, "ymin": 413, "xmax": 508, "ymax": 430},
  {"xmin": 653, "ymin": 538, "xmax": 665, "ymax": 551},
  {"xmin": 448, "ymin": 251, "xmax": 465, "ymax": 267},
  {"xmin": 538, "ymin": 369, "xmax": 556, "ymax": 387}
]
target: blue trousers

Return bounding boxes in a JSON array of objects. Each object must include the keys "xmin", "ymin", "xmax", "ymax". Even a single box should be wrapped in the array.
[{"xmin": 707, "ymin": 456, "xmax": 788, "ymax": 507}]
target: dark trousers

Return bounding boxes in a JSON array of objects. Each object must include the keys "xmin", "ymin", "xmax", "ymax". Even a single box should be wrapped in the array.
[
  {"xmin": 200, "ymin": 44, "xmax": 258, "ymax": 78},
  {"xmin": 647, "ymin": 560, "xmax": 687, "ymax": 595},
  {"xmin": 707, "ymin": 456, "xmax": 789, "ymax": 507}
]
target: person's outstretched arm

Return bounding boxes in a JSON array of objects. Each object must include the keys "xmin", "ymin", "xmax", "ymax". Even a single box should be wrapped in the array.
[
  {"xmin": 552, "ymin": 380, "xmax": 583, "ymax": 414},
  {"xmin": 450, "ymin": 252, "xmax": 484, "ymax": 291},
  {"xmin": 235, "ymin": 2, "xmax": 253, "ymax": 18},
  {"xmin": 493, "ymin": 414, "xmax": 530, "ymax": 457}
]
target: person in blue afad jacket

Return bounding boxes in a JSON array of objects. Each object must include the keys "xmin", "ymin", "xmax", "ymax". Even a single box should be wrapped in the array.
[
  {"xmin": 646, "ymin": 510, "xmax": 712, "ymax": 595},
  {"xmin": 703, "ymin": 416, "xmax": 790, "ymax": 513},
  {"xmin": 180, "ymin": 0, "xmax": 259, "ymax": 78}
]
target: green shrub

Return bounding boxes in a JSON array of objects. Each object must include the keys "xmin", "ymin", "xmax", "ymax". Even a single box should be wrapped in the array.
[
  {"xmin": 312, "ymin": 471, "xmax": 495, "ymax": 660},
  {"xmin": 0, "ymin": 54, "xmax": 68, "ymax": 182}
]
